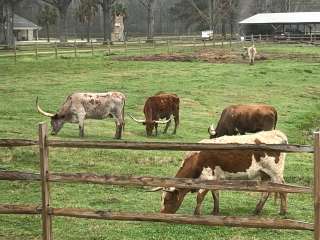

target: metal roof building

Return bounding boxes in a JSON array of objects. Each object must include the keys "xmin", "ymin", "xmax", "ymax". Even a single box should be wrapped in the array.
[
  {"xmin": 239, "ymin": 12, "xmax": 320, "ymax": 35},
  {"xmin": 239, "ymin": 12, "xmax": 320, "ymax": 25}
]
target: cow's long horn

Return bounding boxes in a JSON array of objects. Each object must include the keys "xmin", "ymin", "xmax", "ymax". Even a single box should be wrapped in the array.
[
  {"xmin": 128, "ymin": 113, "xmax": 145, "ymax": 123},
  {"xmin": 208, "ymin": 124, "xmax": 216, "ymax": 136},
  {"xmin": 146, "ymin": 187, "xmax": 163, "ymax": 192},
  {"xmin": 155, "ymin": 118, "xmax": 171, "ymax": 124},
  {"xmin": 36, "ymin": 97, "xmax": 55, "ymax": 117},
  {"xmin": 163, "ymin": 187, "xmax": 176, "ymax": 193}
]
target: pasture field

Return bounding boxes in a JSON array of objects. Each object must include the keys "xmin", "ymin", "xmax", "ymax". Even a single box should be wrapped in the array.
[{"xmin": 0, "ymin": 43, "xmax": 320, "ymax": 239}]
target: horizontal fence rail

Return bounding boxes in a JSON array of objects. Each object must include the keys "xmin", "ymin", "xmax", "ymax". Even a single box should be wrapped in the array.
[
  {"xmin": 0, "ymin": 171, "xmax": 312, "ymax": 194},
  {"xmin": 0, "ymin": 138, "xmax": 314, "ymax": 153},
  {"xmin": 0, "ymin": 204, "xmax": 313, "ymax": 231}
]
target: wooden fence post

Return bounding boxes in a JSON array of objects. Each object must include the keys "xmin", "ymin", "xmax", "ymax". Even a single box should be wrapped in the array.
[
  {"xmin": 91, "ymin": 40, "xmax": 94, "ymax": 56},
  {"xmin": 108, "ymin": 40, "xmax": 111, "ymax": 56},
  {"xmin": 39, "ymin": 122, "xmax": 52, "ymax": 240},
  {"xmin": 55, "ymin": 43, "xmax": 58, "ymax": 59},
  {"xmin": 125, "ymin": 41, "xmax": 128, "ymax": 55},
  {"xmin": 314, "ymin": 132, "xmax": 320, "ymax": 240},
  {"xmin": 35, "ymin": 43, "xmax": 38, "ymax": 60},
  {"xmin": 74, "ymin": 41, "xmax": 77, "ymax": 58},
  {"xmin": 167, "ymin": 40, "xmax": 170, "ymax": 54},
  {"xmin": 139, "ymin": 40, "xmax": 142, "ymax": 55},
  {"xmin": 14, "ymin": 42, "xmax": 17, "ymax": 64}
]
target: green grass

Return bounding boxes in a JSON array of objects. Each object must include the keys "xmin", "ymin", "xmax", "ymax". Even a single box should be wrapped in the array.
[{"xmin": 0, "ymin": 43, "xmax": 320, "ymax": 239}]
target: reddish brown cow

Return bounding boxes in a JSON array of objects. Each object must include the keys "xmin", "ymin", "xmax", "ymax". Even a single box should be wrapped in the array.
[
  {"xmin": 208, "ymin": 104, "xmax": 277, "ymax": 139},
  {"xmin": 129, "ymin": 93, "xmax": 180, "ymax": 136}
]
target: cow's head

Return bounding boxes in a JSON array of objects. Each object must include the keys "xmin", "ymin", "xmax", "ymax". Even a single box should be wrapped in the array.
[
  {"xmin": 128, "ymin": 113, "xmax": 171, "ymax": 136},
  {"xmin": 208, "ymin": 124, "xmax": 217, "ymax": 139},
  {"xmin": 149, "ymin": 187, "xmax": 189, "ymax": 214},
  {"xmin": 36, "ymin": 97, "xmax": 65, "ymax": 135}
]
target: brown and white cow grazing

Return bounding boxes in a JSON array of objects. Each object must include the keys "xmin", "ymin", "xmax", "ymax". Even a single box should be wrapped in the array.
[
  {"xmin": 242, "ymin": 45, "xmax": 257, "ymax": 65},
  {"xmin": 158, "ymin": 130, "xmax": 288, "ymax": 215},
  {"xmin": 36, "ymin": 92, "xmax": 125, "ymax": 139},
  {"xmin": 208, "ymin": 104, "xmax": 277, "ymax": 139},
  {"xmin": 129, "ymin": 93, "xmax": 180, "ymax": 136}
]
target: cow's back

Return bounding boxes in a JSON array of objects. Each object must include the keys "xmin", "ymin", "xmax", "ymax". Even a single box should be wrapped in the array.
[{"xmin": 188, "ymin": 130, "xmax": 287, "ymax": 178}]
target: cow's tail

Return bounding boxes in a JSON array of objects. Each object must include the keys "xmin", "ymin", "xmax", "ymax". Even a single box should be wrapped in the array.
[
  {"xmin": 274, "ymin": 110, "xmax": 278, "ymax": 129},
  {"xmin": 122, "ymin": 98, "xmax": 125, "ymax": 132}
]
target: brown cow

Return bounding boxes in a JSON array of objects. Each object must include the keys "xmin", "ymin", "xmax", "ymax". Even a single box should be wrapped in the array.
[
  {"xmin": 208, "ymin": 104, "xmax": 277, "ymax": 139},
  {"xmin": 129, "ymin": 93, "xmax": 180, "ymax": 136},
  {"xmin": 154, "ymin": 130, "xmax": 288, "ymax": 216}
]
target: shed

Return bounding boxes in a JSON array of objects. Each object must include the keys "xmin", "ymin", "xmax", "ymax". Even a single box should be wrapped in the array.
[
  {"xmin": 13, "ymin": 14, "xmax": 41, "ymax": 41},
  {"xmin": 239, "ymin": 12, "xmax": 320, "ymax": 35}
]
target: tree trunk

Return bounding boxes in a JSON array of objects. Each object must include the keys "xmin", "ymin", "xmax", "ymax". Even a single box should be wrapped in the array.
[
  {"xmin": 101, "ymin": 0, "xmax": 112, "ymax": 42},
  {"xmin": 221, "ymin": 18, "xmax": 226, "ymax": 38},
  {"xmin": 146, "ymin": 0, "xmax": 155, "ymax": 42},
  {"xmin": 208, "ymin": 0, "xmax": 214, "ymax": 31},
  {"xmin": 58, "ymin": 7, "xmax": 68, "ymax": 43},
  {"xmin": 0, "ymin": 3, "xmax": 4, "ymax": 44},
  {"xmin": 5, "ymin": 2, "xmax": 14, "ymax": 48},
  {"xmin": 86, "ymin": 20, "xmax": 90, "ymax": 43},
  {"xmin": 46, "ymin": 23, "xmax": 50, "ymax": 42}
]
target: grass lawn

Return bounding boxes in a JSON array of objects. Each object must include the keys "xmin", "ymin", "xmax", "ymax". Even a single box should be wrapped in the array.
[{"xmin": 0, "ymin": 43, "xmax": 319, "ymax": 239}]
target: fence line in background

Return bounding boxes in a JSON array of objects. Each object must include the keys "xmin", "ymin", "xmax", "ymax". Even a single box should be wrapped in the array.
[{"xmin": 0, "ymin": 122, "xmax": 319, "ymax": 240}]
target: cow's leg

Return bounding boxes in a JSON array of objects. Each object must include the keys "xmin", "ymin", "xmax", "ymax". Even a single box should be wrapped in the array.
[
  {"xmin": 279, "ymin": 179, "xmax": 288, "ymax": 215},
  {"xmin": 78, "ymin": 114, "xmax": 86, "ymax": 137},
  {"xmin": 254, "ymin": 192, "xmax": 270, "ymax": 215},
  {"xmin": 211, "ymin": 190, "xmax": 220, "ymax": 215},
  {"xmin": 163, "ymin": 118, "xmax": 171, "ymax": 134},
  {"xmin": 172, "ymin": 112, "xmax": 179, "ymax": 135},
  {"xmin": 154, "ymin": 123, "xmax": 158, "ymax": 136},
  {"xmin": 112, "ymin": 112, "xmax": 123, "ymax": 139},
  {"xmin": 194, "ymin": 189, "xmax": 209, "ymax": 215}
]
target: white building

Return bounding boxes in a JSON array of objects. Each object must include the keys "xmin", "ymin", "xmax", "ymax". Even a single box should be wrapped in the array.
[{"xmin": 13, "ymin": 14, "xmax": 41, "ymax": 41}]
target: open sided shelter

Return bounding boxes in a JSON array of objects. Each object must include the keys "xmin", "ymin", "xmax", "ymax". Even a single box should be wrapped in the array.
[{"xmin": 239, "ymin": 12, "xmax": 320, "ymax": 36}]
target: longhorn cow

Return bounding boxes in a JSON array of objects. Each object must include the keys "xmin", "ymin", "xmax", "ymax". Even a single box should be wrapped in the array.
[
  {"xmin": 129, "ymin": 93, "xmax": 180, "ymax": 136},
  {"xmin": 36, "ymin": 92, "xmax": 125, "ymax": 139}
]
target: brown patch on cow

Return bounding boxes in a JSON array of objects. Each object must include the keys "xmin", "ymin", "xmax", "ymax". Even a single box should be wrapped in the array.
[
  {"xmin": 95, "ymin": 99, "xmax": 101, "ymax": 105},
  {"xmin": 89, "ymin": 99, "xmax": 94, "ymax": 104},
  {"xmin": 254, "ymin": 139, "xmax": 263, "ymax": 145}
]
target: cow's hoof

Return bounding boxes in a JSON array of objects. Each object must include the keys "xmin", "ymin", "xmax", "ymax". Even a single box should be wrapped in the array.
[
  {"xmin": 211, "ymin": 211, "xmax": 220, "ymax": 216},
  {"xmin": 193, "ymin": 211, "xmax": 200, "ymax": 216},
  {"xmin": 279, "ymin": 210, "xmax": 287, "ymax": 216},
  {"xmin": 253, "ymin": 210, "xmax": 261, "ymax": 216}
]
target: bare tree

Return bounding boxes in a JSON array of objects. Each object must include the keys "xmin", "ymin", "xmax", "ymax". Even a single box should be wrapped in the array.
[
  {"xmin": 138, "ymin": 0, "xmax": 156, "ymax": 42},
  {"xmin": 0, "ymin": 0, "xmax": 23, "ymax": 48},
  {"xmin": 41, "ymin": 0, "xmax": 72, "ymax": 43},
  {"xmin": 37, "ymin": 4, "xmax": 57, "ymax": 42},
  {"xmin": 76, "ymin": 0, "xmax": 98, "ymax": 42},
  {"xmin": 97, "ymin": 0, "xmax": 115, "ymax": 42}
]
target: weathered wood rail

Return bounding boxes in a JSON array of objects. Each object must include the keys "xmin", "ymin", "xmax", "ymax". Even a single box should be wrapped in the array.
[{"xmin": 0, "ymin": 122, "xmax": 319, "ymax": 240}]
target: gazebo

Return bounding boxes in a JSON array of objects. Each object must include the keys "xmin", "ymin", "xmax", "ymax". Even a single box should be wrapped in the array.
[{"xmin": 239, "ymin": 12, "xmax": 320, "ymax": 36}]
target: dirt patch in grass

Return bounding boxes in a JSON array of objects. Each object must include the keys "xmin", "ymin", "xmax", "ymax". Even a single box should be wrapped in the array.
[{"xmin": 114, "ymin": 48, "xmax": 319, "ymax": 64}]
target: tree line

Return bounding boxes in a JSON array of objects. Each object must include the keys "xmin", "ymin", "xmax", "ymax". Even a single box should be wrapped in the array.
[{"xmin": 1, "ymin": 0, "xmax": 320, "ymax": 47}]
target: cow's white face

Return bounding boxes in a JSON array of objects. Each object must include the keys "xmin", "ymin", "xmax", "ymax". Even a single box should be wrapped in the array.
[{"xmin": 160, "ymin": 188, "xmax": 188, "ymax": 214}]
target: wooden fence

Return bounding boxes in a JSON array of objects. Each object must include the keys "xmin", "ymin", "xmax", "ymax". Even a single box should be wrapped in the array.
[{"xmin": 0, "ymin": 122, "xmax": 319, "ymax": 240}]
